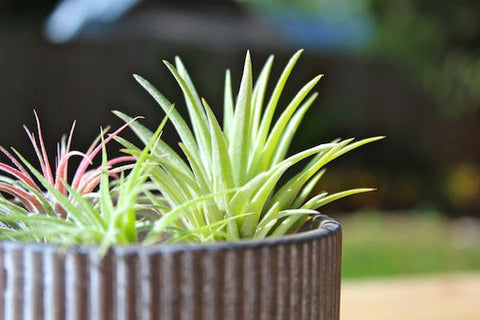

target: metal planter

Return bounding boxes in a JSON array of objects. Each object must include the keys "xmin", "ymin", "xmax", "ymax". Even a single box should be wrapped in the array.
[{"xmin": 0, "ymin": 216, "xmax": 341, "ymax": 320}]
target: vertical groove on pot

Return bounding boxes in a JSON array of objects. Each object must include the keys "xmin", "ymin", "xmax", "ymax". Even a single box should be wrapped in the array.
[
  {"xmin": 24, "ymin": 249, "xmax": 43, "ymax": 320},
  {"xmin": 114, "ymin": 251, "xmax": 126, "ymax": 320},
  {"xmin": 328, "ymin": 235, "xmax": 334, "ymax": 320},
  {"xmin": 334, "ymin": 229, "xmax": 341, "ymax": 320},
  {"xmin": 275, "ymin": 244, "xmax": 286, "ymax": 320},
  {"xmin": 65, "ymin": 252, "xmax": 89, "ymax": 320},
  {"xmin": 43, "ymin": 249, "xmax": 65, "ymax": 320},
  {"xmin": 332, "ymin": 233, "xmax": 338, "ymax": 320},
  {"xmin": 224, "ymin": 249, "xmax": 239, "ymax": 320},
  {"xmin": 259, "ymin": 246, "xmax": 271, "ymax": 320},
  {"xmin": 136, "ymin": 253, "xmax": 148, "ymax": 320},
  {"xmin": 150, "ymin": 253, "xmax": 161, "ymax": 320},
  {"xmin": 160, "ymin": 252, "xmax": 182, "ymax": 320},
  {"xmin": 202, "ymin": 251, "xmax": 222, "ymax": 320},
  {"xmin": 89, "ymin": 251, "xmax": 112, "ymax": 320},
  {"xmin": 319, "ymin": 238, "xmax": 327, "ymax": 320},
  {"xmin": 242, "ymin": 249, "xmax": 253, "ymax": 320},
  {"xmin": 310, "ymin": 239, "xmax": 319, "ymax": 319},
  {"xmin": 335, "ymin": 229, "xmax": 342, "ymax": 320},
  {"xmin": 138, "ymin": 252, "xmax": 152, "ymax": 320},
  {"xmin": 327, "ymin": 235, "xmax": 335, "ymax": 320},
  {"xmin": 288, "ymin": 244, "xmax": 300, "ymax": 320},
  {"xmin": 322, "ymin": 237, "xmax": 329, "ymax": 320},
  {"xmin": 116, "ymin": 251, "xmax": 137, "ymax": 320},
  {"xmin": 23, "ymin": 249, "xmax": 34, "ymax": 320},
  {"xmin": 301, "ymin": 242, "xmax": 311, "ymax": 320},
  {"xmin": 4, "ymin": 247, "xmax": 23, "ymax": 320},
  {"xmin": 180, "ymin": 251, "xmax": 200, "ymax": 320},
  {"xmin": 333, "ymin": 231, "xmax": 340, "ymax": 320},
  {"xmin": 237, "ymin": 250, "xmax": 245, "ymax": 320},
  {"xmin": 160, "ymin": 253, "xmax": 171, "ymax": 320}
]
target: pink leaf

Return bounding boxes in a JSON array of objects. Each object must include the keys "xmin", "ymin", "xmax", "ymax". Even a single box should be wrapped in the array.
[
  {"xmin": 81, "ymin": 163, "xmax": 135, "ymax": 194},
  {"xmin": 85, "ymin": 126, "xmax": 111, "ymax": 156},
  {"xmin": 55, "ymin": 151, "xmax": 92, "ymax": 195},
  {"xmin": 106, "ymin": 156, "xmax": 136, "ymax": 167},
  {"xmin": 65, "ymin": 121, "xmax": 76, "ymax": 155},
  {"xmin": 0, "ymin": 163, "xmax": 39, "ymax": 191},
  {"xmin": 23, "ymin": 127, "xmax": 48, "ymax": 181},
  {"xmin": 0, "ymin": 146, "xmax": 35, "ymax": 184},
  {"xmin": 33, "ymin": 110, "xmax": 54, "ymax": 185},
  {"xmin": 0, "ymin": 183, "xmax": 42, "ymax": 213},
  {"xmin": 71, "ymin": 118, "xmax": 141, "ymax": 189}
]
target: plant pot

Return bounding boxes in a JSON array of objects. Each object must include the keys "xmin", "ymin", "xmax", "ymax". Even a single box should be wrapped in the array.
[{"xmin": 0, "ymin": 215, "xmax": 341, "ymax": 320}]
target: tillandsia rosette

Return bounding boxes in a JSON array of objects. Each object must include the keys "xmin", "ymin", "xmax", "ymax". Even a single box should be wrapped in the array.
[
  {"xmin": 0, "ymin": 112, "xmax": 144, "ymax": 247},
  {"xmin": 0, "ymin": 50, "xmax": 383, "ymax": 250},
  {"xmin": 117, "ymin": 50, "xmax": 385, "ymax": 245}
]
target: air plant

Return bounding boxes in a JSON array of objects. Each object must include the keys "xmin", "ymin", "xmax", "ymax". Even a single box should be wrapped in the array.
[
  {"xmin": 116, "ymin": 50, "xmax": 384, "ymax": 245},
  {"xmin": 0, "ymin": 111, "xmax": 235, "ymax": 248},
  {"xmin": 0, "ymin": 50, "xmax": 383, "ymax": 248},
  {"xmin": 0, "ymin": 112, "xmax": 146, "ymax": 247}
]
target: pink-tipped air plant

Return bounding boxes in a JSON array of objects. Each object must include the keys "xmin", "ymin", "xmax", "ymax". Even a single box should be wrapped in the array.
[{"xmin": 0, "ymin": 111, "xmax": 136, "ymax": 218}]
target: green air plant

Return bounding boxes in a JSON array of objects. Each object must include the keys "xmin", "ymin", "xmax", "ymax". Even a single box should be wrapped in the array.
[
  {"xmin": 116, "ymin": 50, "xmax": 384, "ymax": 245},
  {"xmin": 0, "ymin": 51, "xmax": 383, "ymax": 249},
  {"xmin": 0, "ymin": 112, "xmax": 155, "ymax": 249}
]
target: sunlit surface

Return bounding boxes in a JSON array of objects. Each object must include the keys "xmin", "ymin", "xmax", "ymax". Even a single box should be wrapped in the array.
[
  {"xmin": 342, "ymin": 273, "xmax": 480, "ymax": 320},
  {"xmin": 341, "ymin": 213, "xmax": 480, "ymax": 319}
]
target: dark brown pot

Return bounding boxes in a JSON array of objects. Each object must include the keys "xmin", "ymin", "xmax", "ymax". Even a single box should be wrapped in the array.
[{"xmin": 0, "ymin": 215, "xmax": 341, "ymax": 320}]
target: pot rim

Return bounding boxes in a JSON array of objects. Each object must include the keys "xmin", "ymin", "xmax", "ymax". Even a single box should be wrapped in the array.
[{"xmin": 0, "ymin": 215, "xmax": 340, "ymax": 255}]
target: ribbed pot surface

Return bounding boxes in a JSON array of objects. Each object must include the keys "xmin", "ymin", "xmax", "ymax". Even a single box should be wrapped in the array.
[{"xmin": 0, "ymin": 216, "xmax": 341, "ymax": 320}]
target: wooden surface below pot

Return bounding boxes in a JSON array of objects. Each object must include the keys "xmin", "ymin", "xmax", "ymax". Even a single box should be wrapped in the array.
[{"xmin": 342, "ymin": 273, "xmax": 480, "ymax": 320}]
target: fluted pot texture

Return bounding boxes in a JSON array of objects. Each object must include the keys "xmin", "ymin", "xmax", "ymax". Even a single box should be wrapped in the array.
[{"xmin": 0, "ymin": 216, "xmax": 341, "ymax": 320}]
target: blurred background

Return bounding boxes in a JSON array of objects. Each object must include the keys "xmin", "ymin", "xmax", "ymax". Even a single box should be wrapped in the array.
[{"xmin": 1, "ymin": 1, "xmax": 479, "ymax": 317}]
